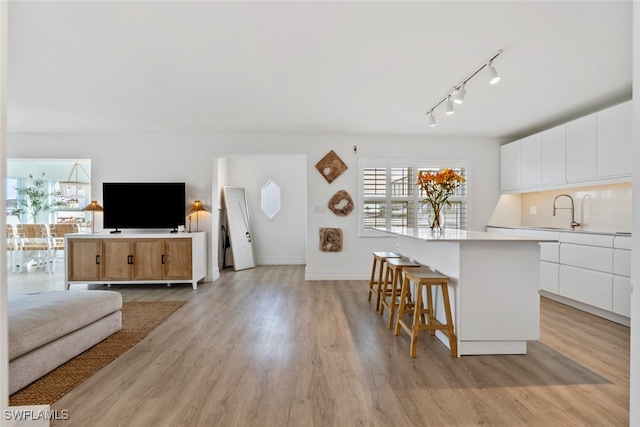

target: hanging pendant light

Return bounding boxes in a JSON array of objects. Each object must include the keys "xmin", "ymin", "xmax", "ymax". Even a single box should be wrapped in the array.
[{"xmin": 58, "ymin": 162, "xmax": 91, "ymax": 208}]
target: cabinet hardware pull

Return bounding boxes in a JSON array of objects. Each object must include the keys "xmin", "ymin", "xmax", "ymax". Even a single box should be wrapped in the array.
[
  {"xmin": 96, "ymin": 255, "xmax": 100, "ymax": 265},
  {"xmin": 162, "ymin": 254, "xmax": 165, "ymax": 264}
]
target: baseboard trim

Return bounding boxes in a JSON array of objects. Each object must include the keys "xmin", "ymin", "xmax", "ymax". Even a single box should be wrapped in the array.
[
  {"xmin": 207, "ymin": 268, "xmax": 220, "ymax": 283},
  {"xmin": 304, "ymin": 268, "xmax": 370, "ymax": 281},
  {"xmin": 255, "ymin": 257, "xmax": 306, "ymax": 265},
  {"xmin": 540, "ymin": 291, "xmax": 630, "ymax": 326}
]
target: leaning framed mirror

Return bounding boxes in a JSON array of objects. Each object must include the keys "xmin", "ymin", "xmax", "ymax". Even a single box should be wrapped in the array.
[{"xmin": 222, "ymin": 186, "xmax": 256, "ymax": 271}]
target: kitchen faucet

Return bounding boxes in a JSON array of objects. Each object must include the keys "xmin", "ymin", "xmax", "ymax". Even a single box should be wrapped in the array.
[{"xmin": 552, "ymin": 194, "xmax": 580, "ymax": 229}]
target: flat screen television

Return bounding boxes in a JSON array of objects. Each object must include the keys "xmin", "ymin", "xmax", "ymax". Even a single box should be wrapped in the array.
[{"xmin": 103, "ymin": 182, "xmax": 186, "ymax": 232}]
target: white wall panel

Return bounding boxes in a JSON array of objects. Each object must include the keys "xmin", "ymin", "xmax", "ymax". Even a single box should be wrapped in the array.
[{"xmin": 7, "ymin": 132, "xmax": 501, "ymax": 280}]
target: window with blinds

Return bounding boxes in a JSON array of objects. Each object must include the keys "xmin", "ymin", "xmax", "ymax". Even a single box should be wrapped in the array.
[{"xmin": 361, "ymin": 164, "xmax": 468, "ymax": 231}]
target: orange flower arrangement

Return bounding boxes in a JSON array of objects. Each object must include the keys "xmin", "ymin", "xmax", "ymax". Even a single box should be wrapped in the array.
[{"xmin": 416, "ymin": 168, "xmax": 466, "ymax": 230}]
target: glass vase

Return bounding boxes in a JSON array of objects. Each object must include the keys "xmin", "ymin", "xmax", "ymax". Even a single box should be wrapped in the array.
[{"xmin": 429, "ymin": 205, "xmax": 444, "ymax": 232}]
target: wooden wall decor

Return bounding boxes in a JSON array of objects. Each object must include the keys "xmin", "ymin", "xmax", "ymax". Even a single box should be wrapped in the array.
[
  {"xmin": 319, "ymin": 227, "xmax": 343, "ymax": 252},
  {"xmin": 328, "ymin": 190, "xmax": 354, "ymax": 216},
  {"xmin": 315, "ymin": 150, "xmax": 348, "ymax": 183}
]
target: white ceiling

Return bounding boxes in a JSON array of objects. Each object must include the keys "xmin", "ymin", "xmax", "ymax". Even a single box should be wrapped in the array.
[{"xmin": 7, "ymin": 1, "xmax": 633, "ymax": 140}]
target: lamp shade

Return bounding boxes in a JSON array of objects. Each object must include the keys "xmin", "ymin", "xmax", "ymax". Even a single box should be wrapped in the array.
[
  {"xmin": 190, "ymin": 200, "xmax": 206, "ymax": 212},
  {"xmin": 82, "ymin": 200, "xmax": 103, "ymax": 212}
]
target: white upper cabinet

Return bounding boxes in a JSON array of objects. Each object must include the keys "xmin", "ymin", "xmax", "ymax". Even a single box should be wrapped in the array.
[
  {"xmin": 499, "ymin": 101, "xmax": 632, "ymax": 194},
  {"xmin": 540, "ymin": 124, "xmax": 566, "ymax": 185},
  {"xmin": 566, "ymin": 113, "xmax": 597, "ymax": 182},
  {"xmin": 520, "ymin": 134, "xmax": 542, "ymax": 189},
  {"xmin": 597, "ymin": 101, "xmax": 632, "ymax": 178},
  {"xmin": 500, "ymin": 140, "xmax": 521, "ymax": 192}
]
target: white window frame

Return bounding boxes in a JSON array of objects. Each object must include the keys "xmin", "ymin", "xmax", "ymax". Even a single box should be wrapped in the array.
[{"xmin": 358, "ymin": 158, "xmax": 471, "ymax": 237}]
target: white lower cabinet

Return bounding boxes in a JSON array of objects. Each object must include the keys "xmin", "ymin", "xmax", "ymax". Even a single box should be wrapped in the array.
[
  {"xmin": 540, "ymin": 242, "xmax": 559, "ymax": 262},
  {"xmin": 512, "ymin": 229, "xmax": 560, "ymax": 263},
  {"xmin": 494, "ymin": 227, "xmax": 630, "ymax": 325},
  {"xmin": 613, "ymin": 248, "xmax": 631, "ymax": 276},
  {"xmin": 540, "ymin": 261, "xmax": 559, "ymax": 294},
  {"xmin": 559, "ymin": 243, "xmax": 613, "ymax": 273},
  {"xmin": 559, "ymin": 265, "xmax": 613, "ymax": 311},
  {"xmin": 554, "ymin": 232, "xmax": 619, "ymax": 315},
  {"xmin": 613, "ymin": 276, "xmax": 631, "ymax": 317},
  {"xmin": 612, "ymin": 236, "xmax": 631, "ymax": 317}
]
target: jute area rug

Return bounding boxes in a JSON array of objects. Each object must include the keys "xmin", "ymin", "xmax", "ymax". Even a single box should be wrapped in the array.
[{"xmin": 9, "ymin": 300, "xmax": 186, "ymax": 406}]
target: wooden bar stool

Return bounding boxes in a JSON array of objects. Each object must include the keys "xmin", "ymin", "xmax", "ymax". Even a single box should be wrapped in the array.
[
  {"xmin": 368, "ymin": 251, "xmax": 402, "ymax": 311},
  {"xmin": 395, "ymin": 267, "xmax": 457, "ymax": 358},
  {"xmin": 379, "ymin": 257, "xmax": 420, "ymax": 329}
]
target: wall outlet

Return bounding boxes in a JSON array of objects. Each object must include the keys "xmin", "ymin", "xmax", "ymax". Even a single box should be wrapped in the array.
[
  {"xmin": 529, "ymin": 206, "xmax": 537, "ymax": 215},
  {"xmin": 315, "ymin": 205, "xmax": 325, "ymax": 213}
]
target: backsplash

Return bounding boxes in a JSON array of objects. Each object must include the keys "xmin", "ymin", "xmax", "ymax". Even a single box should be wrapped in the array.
[{"xmin": 520, "ymin": 183, "xmax": 632, "ymax": 233}]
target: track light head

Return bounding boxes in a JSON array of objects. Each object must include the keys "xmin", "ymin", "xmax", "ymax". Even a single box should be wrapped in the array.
[
  {"xmin": 452, "ymin": 84, "xmax": 466, "ymax": 104},
  {"xmin": 445, "ymin": 96, "xmax": 454, "ymax": 115},
  {"xmin": 487, "ymin": 61, "xmax": 500, "ymax": 85},
  {"xmin": 427, "ymin": 111, "xmax": 437, "ymax": 127}
]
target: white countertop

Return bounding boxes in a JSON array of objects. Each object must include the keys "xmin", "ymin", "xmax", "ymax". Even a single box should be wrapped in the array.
[
  {"xmin": 487, "ymin": 225, "xmax": 631, "ymax": 237},
  {"xmin": 375, "ymin": 227, "xmax": 557, "ymax": 242}
]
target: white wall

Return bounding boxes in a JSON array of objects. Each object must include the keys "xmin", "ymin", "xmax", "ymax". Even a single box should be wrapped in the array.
[
  {"xmin": 7, "ymin": 132, "xmax": 502, "ymax": 281},
  {"xmin": 487, "ymin": 193, "xmax": 522, "ymax": 227},
  {"xmin": 224, "ymin": 155, "xmax": 306, "ymax": 265},
  {"xmin": 302, "ymin": 135, "xmax": 501, "ymax": 279}
]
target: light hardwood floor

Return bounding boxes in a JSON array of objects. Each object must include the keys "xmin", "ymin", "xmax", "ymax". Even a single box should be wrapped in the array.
[{"xmin": 7, "ymin": 265, "xmax": 630, "ymax": 426}]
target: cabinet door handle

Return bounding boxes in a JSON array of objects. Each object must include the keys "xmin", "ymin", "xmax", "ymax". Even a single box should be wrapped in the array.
[
  {"xmin": 96, "ymin": 255, "xmax": 100, "ymax": 265},
  {"xmin": 162, "ymin": 254, "xmax": 165, "ymax": 264},
  {"xmin": 128, "ymin": 255, "xmax": 134, "ymax": 265}
]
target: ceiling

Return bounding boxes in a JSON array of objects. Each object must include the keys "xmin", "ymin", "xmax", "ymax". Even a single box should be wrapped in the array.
[{"xmin": 6, "ymin": 1, "xmax": 633, "ymax": 140}]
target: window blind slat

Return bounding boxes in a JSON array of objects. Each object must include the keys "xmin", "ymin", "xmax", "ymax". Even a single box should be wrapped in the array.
[{"xmin": 363, "ymin": 165, "xmax": 467, "ymax": 230}]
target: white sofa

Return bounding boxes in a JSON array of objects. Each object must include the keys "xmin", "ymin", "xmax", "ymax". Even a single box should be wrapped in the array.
[{"xmin": 8, "ymin": 290, "xmax": 122, "ymax": 394}]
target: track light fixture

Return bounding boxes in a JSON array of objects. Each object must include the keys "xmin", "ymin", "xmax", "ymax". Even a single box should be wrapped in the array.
[
  {"xmin": 427, "ymin": 110, "xmax": 437, "ymax": 127},
  {"xmin": 425, "ymin": 50, "xmax": 502, "ymax": 127}
]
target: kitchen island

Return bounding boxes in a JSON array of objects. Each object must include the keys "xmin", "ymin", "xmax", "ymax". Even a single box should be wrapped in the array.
[{"xmin": 375, "ymin": 227, "xmax": 556, "ymax": 356}]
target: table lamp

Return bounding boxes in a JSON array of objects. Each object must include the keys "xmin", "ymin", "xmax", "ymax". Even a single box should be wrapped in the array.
[
  {"xmin": 82, "ymin": 200, "xmax": 103, "ymax": 234},
  {"xmin": 189, "ymin": 200, "xmax": 206, "ymax": 232}
]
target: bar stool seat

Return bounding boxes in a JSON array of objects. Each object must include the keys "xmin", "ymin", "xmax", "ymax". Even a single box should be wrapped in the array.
[
  {"xmin": 395, "ymin": 267, "xmax": 457, "ymax": 358},
  {"xmin": 379, "ymin": 257, "xmax": 421, "ymax": 329},
  {"xmin": 368, "ymin": 251, "xmax": 402, "ymax": 311}
]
